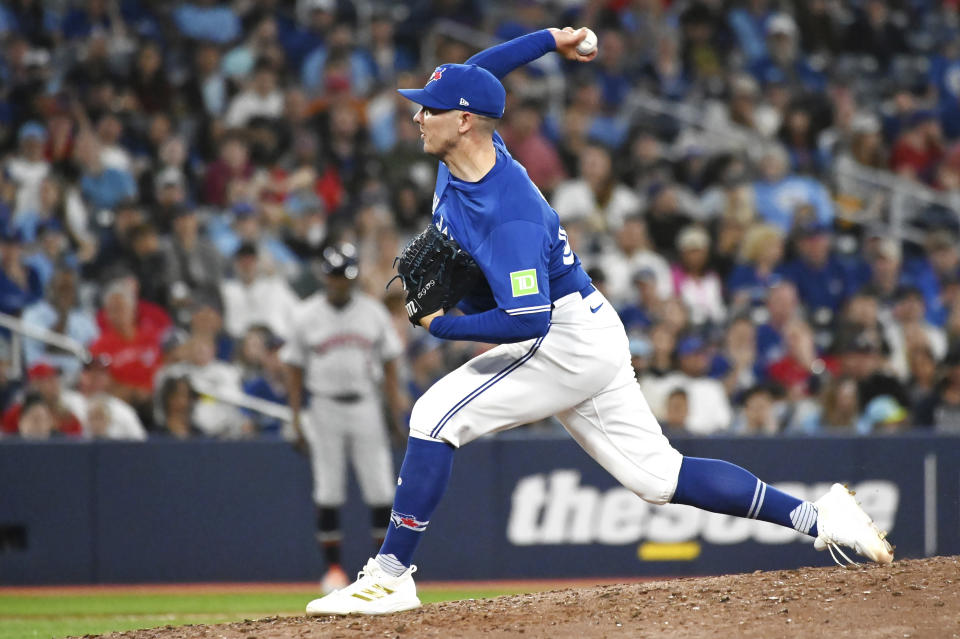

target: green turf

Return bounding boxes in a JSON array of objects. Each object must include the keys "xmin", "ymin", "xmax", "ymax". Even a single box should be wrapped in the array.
[{"xmin": 0, "ymin": 588, "xmax": 528, "ymax": 639}]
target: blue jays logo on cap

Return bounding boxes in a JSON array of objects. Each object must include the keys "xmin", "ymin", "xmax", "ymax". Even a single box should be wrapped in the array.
[
  {"xmin": 427, "ymin": 67, "xmax": 444, "ymax": 84},
  {"xmin": 397, "ymin": 63, "xmax": 506, "ymax": 119}
]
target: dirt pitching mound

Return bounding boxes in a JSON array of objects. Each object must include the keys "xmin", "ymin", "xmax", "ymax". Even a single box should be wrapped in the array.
[{"xmin": 89, "ymin": 556, "xmax": 958, "ymax": 639}]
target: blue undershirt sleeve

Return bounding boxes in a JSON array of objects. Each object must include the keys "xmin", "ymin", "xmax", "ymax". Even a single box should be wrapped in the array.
[
  {"xmin": 428, "ymin": 308, "xmax": 549, "ymax": 343},
  {"xmin": 465, "ymin": 29, "xmax": 557, "ymax": 80}
]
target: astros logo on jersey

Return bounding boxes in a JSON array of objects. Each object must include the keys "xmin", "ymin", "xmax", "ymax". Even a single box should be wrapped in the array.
[
  {"xmin": 427, "ymin": 66, "xmax": 445, "ymax": 85},
  {"xmin": 390, "ymin": 510, "xmax": 429, "ymax": 532}
]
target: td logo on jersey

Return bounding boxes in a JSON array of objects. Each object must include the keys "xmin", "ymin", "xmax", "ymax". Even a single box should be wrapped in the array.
[
  {"xmin": 510, "ymin": 269, "xmax": 539, "ymax": 297},
  {"xmin": 506, "ymin": 470, "xmax": 899, "ymax": 546}
]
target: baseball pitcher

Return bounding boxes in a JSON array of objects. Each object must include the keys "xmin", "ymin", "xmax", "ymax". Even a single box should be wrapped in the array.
[{"xmin": 306, "ymin": 28, "xmax": 893, "ymax": 616}]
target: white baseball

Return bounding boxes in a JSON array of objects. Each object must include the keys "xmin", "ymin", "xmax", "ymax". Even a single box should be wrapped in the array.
[{"xmin": 576, "ymin": 28, "xmax": 598, "ymax": 56}]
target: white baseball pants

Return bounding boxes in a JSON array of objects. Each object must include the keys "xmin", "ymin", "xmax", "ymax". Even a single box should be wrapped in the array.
[
  {"xmin": 304, "ymin": 396, "xmax": 396, "ymax": 507},
  {"xmin": 409, "ymin": 289, "xmax": 684, "ymax": 505}
]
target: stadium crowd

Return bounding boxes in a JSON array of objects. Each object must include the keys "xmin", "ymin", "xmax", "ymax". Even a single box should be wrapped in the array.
[{"xmin": 2, "ymin": 0, "xmax": 960, "ymax": 441}]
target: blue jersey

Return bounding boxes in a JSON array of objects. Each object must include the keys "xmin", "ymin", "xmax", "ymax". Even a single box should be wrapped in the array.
[
  {"xmin": 430, "ymin": 132, "xmax": 591, "ymax": 322},
  {"xmin": 418, "ymin": 28, "xmax": 592, "ymax": 344}
]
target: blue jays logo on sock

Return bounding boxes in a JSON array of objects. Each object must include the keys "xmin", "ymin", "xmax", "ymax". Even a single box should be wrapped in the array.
[{"xmin": 390, "ymin": 510, "xmax": 429, "ymax": 532}]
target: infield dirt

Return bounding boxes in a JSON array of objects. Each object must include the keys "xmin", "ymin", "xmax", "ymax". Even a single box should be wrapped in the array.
[{"xmin": 85, "ymin": 555, "xmax": 959, "ymax": 639}]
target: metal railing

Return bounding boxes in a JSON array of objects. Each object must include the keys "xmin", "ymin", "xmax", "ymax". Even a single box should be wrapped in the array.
[
  {"xmin": 0, "ymin": 311, "xmax": 291, "ymax": 425},
  {"xmin": 625, "ymin": 90, "xmax": 960, "ymax": 241}
]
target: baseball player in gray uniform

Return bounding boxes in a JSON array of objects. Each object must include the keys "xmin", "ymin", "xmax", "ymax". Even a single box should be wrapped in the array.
[{"xmin": 282, "ymin": 243, "xmax": 407, "ymax": 593}]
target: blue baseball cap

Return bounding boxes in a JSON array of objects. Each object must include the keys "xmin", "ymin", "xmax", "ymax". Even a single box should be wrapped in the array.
[
  {"xmin": 18, "ymin": 121, "xmax": 47, "ymax": 142},
  {"xmin": 398, "ymin": 64, "xmax": 506, "ymax": 119},
  {"xmin": 676, "ymin": 335, "xmax": 707, "ymax": 357}
]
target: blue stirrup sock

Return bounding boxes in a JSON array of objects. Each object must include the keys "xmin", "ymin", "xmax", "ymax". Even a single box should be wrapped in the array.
[
  {"xmin": 376, "ymin": 437, "xmax": 455, "ymax": 576},
  {"xmin": 670, "ymin": 457, "xmax": 819, "ymax": 537}
]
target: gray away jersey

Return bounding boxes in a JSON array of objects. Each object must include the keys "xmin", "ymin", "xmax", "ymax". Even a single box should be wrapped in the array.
[{"xmin": 281, "ymin": 292, "xmax": 403, "ymax": 397}]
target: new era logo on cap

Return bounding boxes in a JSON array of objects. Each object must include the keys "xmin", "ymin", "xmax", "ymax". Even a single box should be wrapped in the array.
[{"xmin": 397, "ymin": 63, "xmax": 506, "ymax": 119}]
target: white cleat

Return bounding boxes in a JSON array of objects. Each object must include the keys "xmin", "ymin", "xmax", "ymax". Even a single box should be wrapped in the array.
[
  {"xmin": 813, "ymin": 483, "xmax": 894, "ymax": 566},
  {"xmin": 306, "ymin": 558, "xmax": 421, "ymax": 616}
]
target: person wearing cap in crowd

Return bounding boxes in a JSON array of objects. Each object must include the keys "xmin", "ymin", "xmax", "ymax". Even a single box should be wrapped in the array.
[
  {"xmin": 834, "ymin": 328, "xmax": 910, "ymax": 415},
  {"xmin": 855, "ymin": 395, "xmax": 910, "ymax": 434},
  {"xmin": 748, "ymin": 13, "xmax": 825, "ymax": 91},
  {"xmin": 0, "ymin": 225, "xmax": 43, "ymax": 316},
  {"xmin": 12, "ymin": 173, "xmax": 65, "ymax": 244},
  {"xmin": 89, "ymin": 278, "xmax": 165, "ymax": 427},
  {"xmin": 671, "ymin": 224, "xmax": 726, "ymax": 327},
  {"xmin": 617, "ymin": 267, "xmax": 658, "ymax": 332},
  {"xmin": 220, "ymin": 240, "xmax": 300, "ymax": 342},
  {"xmin": 209, "ymin": 200, "xmax": 302, "ymax": 278},
  {"xmin": 863, "ymin": 234, "xmax": 941, "ymax": 319},
  {"xmin": 25, "ymin": 218, "xmax": 72, "ymax": 287},
  {"xmin": 185, "ymin": 289, "xmax": 234, "ymax": 363},
  {"xmin": 642, "ymin": 334, "xmax": 733, "ymax": 435},
  {"xmin": 627, "ymin": 334, "xmax": 653, "ymax": 379},
  {"xmin": 752, "ymin": 143, "xmax": 834, "ymax": 234},
  {"xmin": 281, "ymin": 241, "xmax": 407, "ymax": 595},
  {"xmin": 60, "ymin": 354, "xmax": 147, "ymax": 441},
  {"xmin": 1, "ymin": 362, "xmax": 82, "ymax": 436},
  {"xmin": 5, "ymin": 121, "xmax": 50, "ymax": 216},
  {"xmin": 74, "ymin": 129, "xmax": 137, "ymax": 212},
  {"xmin": 208, "ymin": 201, "xmax": 260, "ymax": 259},
  {"xmin": 777, "ymin": 220, "xmax": 868, "ymax": 326},
  {"xmin": 21, "ymin": 267, "xmax": 99, "ymax": 383}
]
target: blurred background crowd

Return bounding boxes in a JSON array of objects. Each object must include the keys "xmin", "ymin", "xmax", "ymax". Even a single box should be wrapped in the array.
[{"xmin": 2, "ymin": 0, "xmax": 960, "ymax": 441}]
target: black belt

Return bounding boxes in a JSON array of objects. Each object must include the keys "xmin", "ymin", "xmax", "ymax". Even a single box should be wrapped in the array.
[{"xmin": 329, "ymin": 393, "xmax": 363, "ymax": 403}]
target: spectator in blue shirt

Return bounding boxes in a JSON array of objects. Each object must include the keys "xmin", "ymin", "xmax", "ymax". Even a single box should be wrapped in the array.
[
  {"xmin": 748, "ymin": 14, "xmax": 825, "ymax": 91},
  {"xmin": 21, "ymin": 267, "xmax": 99, "ymax": 383},
  {"xmin": 726, "ymin": 223, "xmax": 785, "ymax": 313},
  {"xmin": 172, "ymin": 2, "xmax": 241, "ymax": 45},
  {"xmin": 75, "ymin": 131, "xmax": 137, "ymax": 212},
  {"xmin": 0, "ymin": 227, "xmax": 43, "ymax": 316},
  {"xmin": 301, "ymin": 22, "xmax": 376, "ymax": 97},
  {"xmin": 778, "ymin": 222, "xmax": 867, "ymax": 326},
  {"xmin": 728, "ymin": 0, "xmax": 774, "ymax": 64},
  {"xmin": 753, "ymin": 144, "xmax": 833, "ymax": 233},
  {"xmin": 240, "ymin": 326, "xmax": 289, "ymax": 437},
  {"xmin": 755, "ymin": 280, "xmax": 799, "ymax": 372}
]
